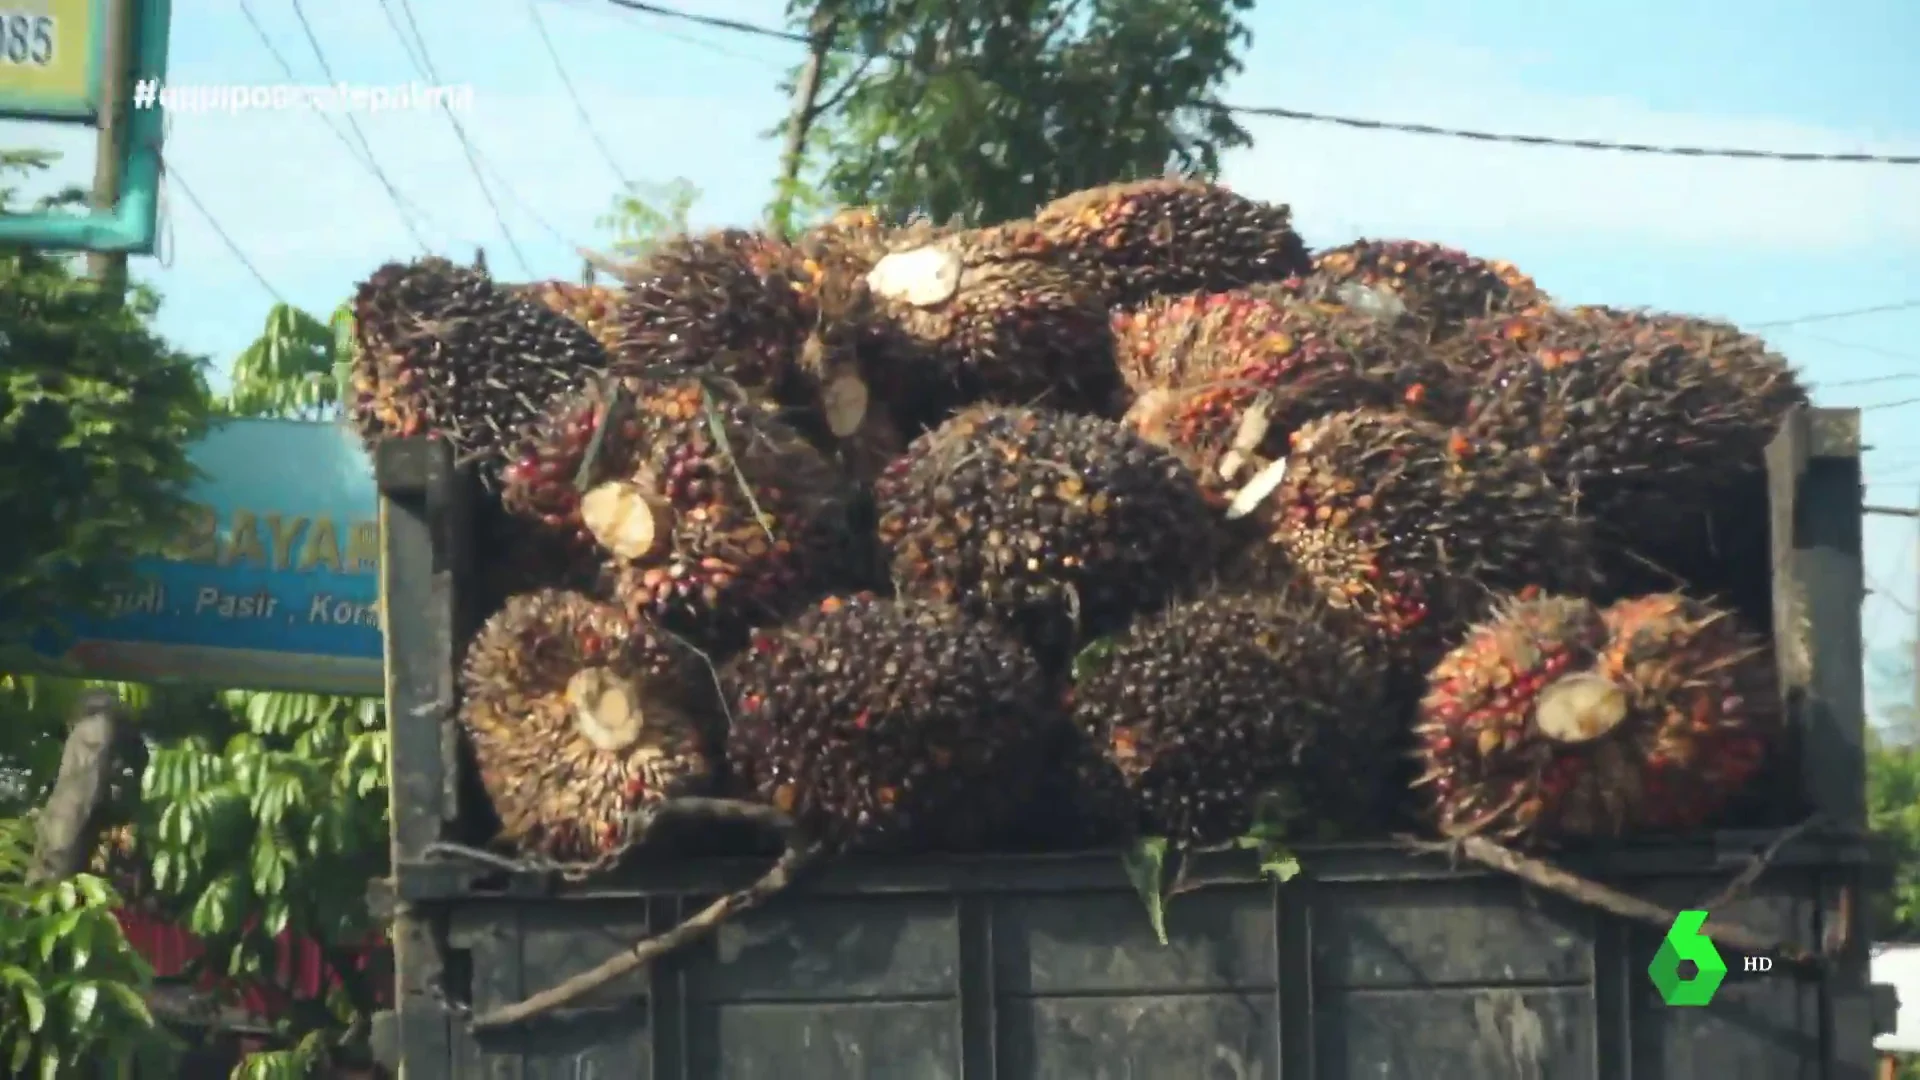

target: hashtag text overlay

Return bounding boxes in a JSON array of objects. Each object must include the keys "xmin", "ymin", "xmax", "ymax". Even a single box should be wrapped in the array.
[{"xmin": 132, "ymin": 80, "xmax": 475, "ymax": 115}]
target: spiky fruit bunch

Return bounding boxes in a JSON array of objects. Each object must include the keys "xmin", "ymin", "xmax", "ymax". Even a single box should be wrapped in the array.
[
  {"xmin": 1023, "ymin": 179, "xmax": 1311, "ymax": 307},
  {"xmin": 861, "ymin": 231, "xmax": 1121, "ymax": 427},
  {"xmin": 1457, "ymin": 306, "xmax": 1806, "ymax": 615},
  {"xmin": 1117, "ymin": 293, "xmax": 1469, "ymax": 492},
  {"xmin": 1597, "ymin": 594, "xmax": 1779, "ymax": 829},
  {"xmin": 1414, "ymin": 593, "xmax": 1778, "ymax": 844},
  {"xmin": 1070, "ymin": 593, "xmax": 1400, "ymax": 844},
  {"xmin": 499, "ymin": 376, "xmax": 857, "ymax": 652},
  {"xmin": 458, "ymin": 589, "xmax": 720, "ymax": 860},
  {"xmin": 1242, "ymin": 409, "xmax": 1593, "ymax": 670},
  {"xmin": 348, "ymin": 257, "xmax": 609, "ymax": 486},
  {"xmin": 722, "ymin": 595, "xmax": 1058, "ymax": 853},
  {"xmin": 1276, "ymin": 240, "xmax": 1545, "ymax": 334},
  {"xmin": 613, "ymin": 229, "xmax": 818, "ymax": 397},
  {"xmin": 513, "ymin": 280, "xmax": 624, "ymax": 352},
  {"xmin": 875, "ymin": 405, "xmax": 1219, "ymax": 667}
]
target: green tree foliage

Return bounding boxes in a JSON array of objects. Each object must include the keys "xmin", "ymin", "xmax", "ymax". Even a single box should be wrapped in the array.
[
  {"xmin": 784, "ymin": 0, "xmax": 1256, "ymax": 226},
  {"xmin": 222, "ymin": 304, "xmax": 354, "ymax": 422},
  {"xmin": 599, "ymin": 177, "xmax": 701, "ymax": 260},
  {"xmin": 0, "ymin": 816, "xmax": 178, "ymax": 1078},
  {"xmin": 139, "ymin": 692, "xmax": 388, "ymax": 1051},
  {"xmin": 0, "ymin": 150, "xmax": 212, "ymax": 639}
]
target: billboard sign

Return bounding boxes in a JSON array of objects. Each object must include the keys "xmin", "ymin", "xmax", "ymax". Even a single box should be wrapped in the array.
[
  {"xmin": 0, "ymin": 0, "xmax": 106, "ymax": 122},
  {"xmin": 14, "ymin": 418, "xmax": 383, "ymax": 696}
]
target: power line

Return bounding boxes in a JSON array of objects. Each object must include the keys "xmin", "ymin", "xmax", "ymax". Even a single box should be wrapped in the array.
[
  {"xmin": 1751, "ymin": 300, "xmax": 1920, "ymax": 329},
  {"xmin": 241, "ymin": 0, "xmax": 444, "ymax": 252},
  {"xmin": 604, "ymin": 0, "xmax": 1920, "ymax": 167},
  {"xmin": 1788, "ymin": 332, "xmax": 1920, "ymax": 363},
  {"xmin": 158, "ymin": 157, "xmax": 284, "ymax": 303},
  {"xmin": 388, "ymin": 0, "xmax": 535, "ymax": 276},
  {"xmin": 383, "ymin": 0, "xmax": 579, "ymax": 256},
  {"xmin": 275, "ymin": 0, "xmax": 436, "ymax": 254},
  {"xmin": 528, "ymin": 0, "xmax": 632, "ymax": 187},
  {"xmin": 1821, "ymin": 372, "xmax": 1920, "ymax": 389}
]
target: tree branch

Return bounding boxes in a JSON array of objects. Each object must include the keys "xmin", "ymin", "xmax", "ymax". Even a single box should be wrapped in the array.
[
  {"xmin": 1402, "ymin": 834, "xmax": 1828, "ymax": 971},
  {"xmin": 467, "ymin": 797, "xmax": 817, "ymax": 1033},
  {"xmin": 771, "ymin": 7, "xmax": 843, "ymax": 238}
]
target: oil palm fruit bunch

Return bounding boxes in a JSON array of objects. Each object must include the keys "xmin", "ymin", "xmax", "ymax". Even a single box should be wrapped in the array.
[
  {"xmin": 1456, "ymin": 306, "xmax": 1806, "ymax": 619},
  {"xmin": 1274, "ymin": 240, "xmax": 1546, "ymax": 335},
  {"xmin": 499, "ymin": 374, "xmax": 858, "ymax": 653},
  {"xmin": 1023, "ymin": 178, "xmax": 1312, "ymax": 307},
  {"xmin": 1237, "ymin": 408, "xmax": 1593, "ymax": 672},
  {"xmin": 348, "ymin": 257, "xmax": 609, "ymax": 487},
  {"xmin": 512, "ymin": 279, "xmax": 624, "ymax": 353},
  {"xmin": 859, "ymin": 229, "xmax": 1122, "ymax": 428},
  {"xmin": 1116, "ymin": 292, "xmax": 1469, "ymax": 494},
  {"xmin": 722, "ymin": 594, "xmax": 1059, "ymax": 853},
  {"xmin": 1070, "ymin": 592, "xmax": 1401, "ymax": 845},
  {"xmin": 613, "ymin": 229, "xmax": 812, "ymax": 395},
  {"xmin": 458, "ymin": 589, "xmax": 722, "ymax": 859},
  {"xmin": 874, "ymin": 405, "xmax": 1219, "ymax": 669},
  {"xmin": 1413, "ymin": 592, "xmax": 1778, "ymax": 845}
]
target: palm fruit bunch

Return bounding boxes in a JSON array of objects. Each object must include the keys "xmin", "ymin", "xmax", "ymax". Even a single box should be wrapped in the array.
[
  {"xmin": 1455, "ymin": 306, "xmax": 1806, "ymax": 620},
  {"xmin": 458, "ymin": 589, "xmax": 721, "ymax": 859},
  {"xmin": 613, "ymin": 229, "xmax": 815, "ymax": 395},
  {"xmin": 512, "ymin": 279, "xmax": 624, "ymax": 352},
  {"xmin": 348, "ymin": 257, "xmax": 609, "ymax": 487},
  {"xmin": 499, "ymin": 375, "xmax": 858, "ymax": 653},
  {"xmin": 1115, "ymin": 292, "xmax": 1470, "ymax": 494},
  {"xmin": 1413, "ymin": 592, "xmax": 1778, "ymax": 845},
  {"xmin": 1238, "ymin": 408, "xmax": 1593, "ymax": 671},
  {"xmin": 722, "ymin": 594, "xmax": 1058, "ymax": 853},
  {"xmin": 860, "ymin": 229, "xmax": 1121, "ymax": 428},
  {"xmin": 1021, "ymin": 178, "xmax": 1311, "ymax": 308},
  {"xmin": 874, "ymin": 405, "xmax": 1219, "ymax": 669},
  {"xmin": 1069, "ymin": 592, "xmax": 1400, "ymax": 844},
  {"xmin": 1273, "ymin": 239, "xmax": 1546, "ymax": 335}
]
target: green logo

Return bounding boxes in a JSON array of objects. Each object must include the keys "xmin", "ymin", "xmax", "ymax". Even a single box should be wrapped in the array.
[{"xmin": 1649, "ymin": 909, "xmax": 1727, "ymax": 1006}]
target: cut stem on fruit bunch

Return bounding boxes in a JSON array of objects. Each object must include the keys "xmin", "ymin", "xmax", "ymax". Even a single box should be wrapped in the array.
[
  {"xmin": 468, "ymin": 797, "xmax": 821, "ymax": 1033},
  {"xmin": 1226, "ymin": 458, "xmax": 1289, "ymax": 520},
  {"xmin": 822, "ymin": 368, "xmax": 871, "ymax": 438},
  {"xmin": 1404, "ymin": 834, "xmax": 1828, "ymax": 972},
  {"xmin": 866, "ymin": 245, "xmax": 962, "ymax": 307},
  {"xmin": 563, "ymin": 667, "xmax": 649, "ymax": 753},
  {"xmin": 1533, "ymin": 673, "xmax": 1629, "ymax": 743},
  {"xmin": 580, "ymin": 479, "xmax": 673, "ymax": 561}
]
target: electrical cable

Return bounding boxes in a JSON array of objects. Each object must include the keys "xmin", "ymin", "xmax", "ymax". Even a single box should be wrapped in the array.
[
  {"xmin": 528, "ymin": 0, "xmax": 633, "ymax": 187},
  {"xmin": 275, "ymin": 0, "xmax": 436, "ymax": 253},
  {"xmin": 1750, "ymin": 300, "xmax": 1920, "ymax": 329},
  {"xmin": 602, "ymin": 0, "xmax": 1920, "ymax": 167},
  {"xmin": 157, "ymin": 156, "xmax": 285, "ymax": 303},
  {"xmin": 387, "ymin": 0, "xmax": 535, "ymax": 275}
]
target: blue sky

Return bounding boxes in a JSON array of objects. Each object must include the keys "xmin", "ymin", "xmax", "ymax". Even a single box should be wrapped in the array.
[{"xmin": 5, "ymin": 0, "xmax": 1919, "ymax": 713}]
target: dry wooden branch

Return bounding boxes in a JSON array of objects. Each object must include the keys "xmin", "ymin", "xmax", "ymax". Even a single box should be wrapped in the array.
[
  {"xmin": 467, "ymin": 797, "xmax": 816, "ymax": 1033},
  {"xmin": 1404, "ymin": 834, "xmax": 1827, "ymax": 971},
  {"xmin": 1697, "ymin": 815, "xmax": 1824, "ymax": 912}
]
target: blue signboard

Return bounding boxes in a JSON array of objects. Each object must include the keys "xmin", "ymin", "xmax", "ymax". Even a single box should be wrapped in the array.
[{"xmin": 16, "ymin": 418, "xmax": 382, "ymax": 695}]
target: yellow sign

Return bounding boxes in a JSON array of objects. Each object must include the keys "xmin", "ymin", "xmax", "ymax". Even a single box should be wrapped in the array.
[{"xmin": 0, "ymin": 0, "xmax": 103, "ymax": 122}]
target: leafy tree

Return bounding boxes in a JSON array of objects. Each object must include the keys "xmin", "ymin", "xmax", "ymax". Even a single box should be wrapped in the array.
[
  {"xmin": 222, "ymin": 304, "xmax": 354, "ymax": 422},
  {"xmin": 0, "ymin": 816, "xmax": 178, "ymax": 1078},
  {"xmin": 783, "ymin": 0, "xmax": 1256, "ymax": 226},
  {"xmin": 0, "ymin": 150, "xmax": 212, "ymax": 640},
  {"xmin": 599, "ymin": 178, "xmax": 701, "ymax": 261}
]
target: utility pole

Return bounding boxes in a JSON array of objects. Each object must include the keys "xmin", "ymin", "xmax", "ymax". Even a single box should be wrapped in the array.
[{"xmin": 87, "ymin": 0, "xmax": 133, "ymax": 302}]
